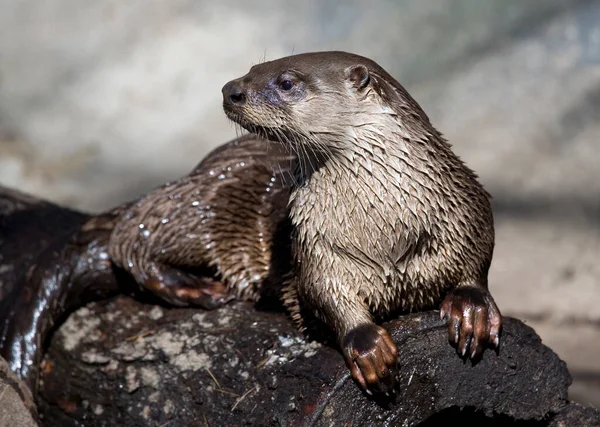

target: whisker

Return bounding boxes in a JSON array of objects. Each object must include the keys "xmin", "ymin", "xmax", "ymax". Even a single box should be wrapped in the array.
[{"xmin": 275, "ymin": 127, "xmax": 300, "ymax": 187}]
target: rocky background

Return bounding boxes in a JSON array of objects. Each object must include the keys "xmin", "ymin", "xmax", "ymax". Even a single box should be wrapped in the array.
[{"xmin": 0, "ymin": 0, "xmax": 599, "ymax": 408}]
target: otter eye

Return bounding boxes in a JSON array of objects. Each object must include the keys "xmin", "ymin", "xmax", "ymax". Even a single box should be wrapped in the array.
[{"xmin": 279, "ymin": 80, "xmax": 294, "ymax": 91}]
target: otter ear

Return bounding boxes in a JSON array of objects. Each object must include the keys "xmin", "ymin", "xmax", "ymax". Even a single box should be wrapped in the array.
[{"xmin": 345, "ymin": 64, "xmax": 370, "ymax": 90}]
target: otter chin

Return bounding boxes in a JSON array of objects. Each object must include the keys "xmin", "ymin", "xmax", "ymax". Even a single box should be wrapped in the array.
[{"xmin": 222, "ymin": 51, "xmax": 502, "ymax": 394}]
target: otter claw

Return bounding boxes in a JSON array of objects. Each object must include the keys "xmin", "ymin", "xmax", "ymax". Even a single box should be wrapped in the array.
[
  {"xmin": 440, "ymin": 286, "xmax": 502, "ymax": 360},
  {"xmin": 342, "ymin": 324, "xmax": 398, "ymax": 394}
]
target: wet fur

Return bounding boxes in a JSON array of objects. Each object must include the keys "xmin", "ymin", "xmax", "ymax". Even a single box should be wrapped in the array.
[
  {"xmin": 222, "ymin": 51, "xmax": 501, "ymax": 391},
  {"xmin": 108, "ymin": 135, "xmax": 295, "ymax": 304},
  {"xmin": 223, "ymin": 51, "xmax": 494, "ymax": 335}
]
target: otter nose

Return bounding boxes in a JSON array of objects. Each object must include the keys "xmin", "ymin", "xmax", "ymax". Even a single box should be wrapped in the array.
[{"xmin": 222, "ymin": 80, "xmax": 246, "ymax": 106}]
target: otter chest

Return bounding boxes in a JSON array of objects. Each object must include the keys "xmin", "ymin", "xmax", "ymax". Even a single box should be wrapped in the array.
[{"xmin": 289, "ymin": 164, "xmax": 427, "ymax": 261}]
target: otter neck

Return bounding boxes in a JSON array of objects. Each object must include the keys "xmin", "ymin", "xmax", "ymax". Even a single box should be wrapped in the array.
[
  {"xmin": 290, "ymin": 147, "xmax": 331, "ymax": 187},
  {"xmin": 290, "ymin": 111, "xmax": 434, "ymax": 191}
]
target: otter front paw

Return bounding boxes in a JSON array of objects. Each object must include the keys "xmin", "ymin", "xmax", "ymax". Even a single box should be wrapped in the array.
[
  {"xmin": 440, "ymin": 286, "xmax": 502, "ymax": 359},
  {"xmin": 144, "ymin": 264, "xmax": 234, "ymax": 309},
  {"xmin": 342, "ymin": 324, "xmax": 398, "ymax": 394}
]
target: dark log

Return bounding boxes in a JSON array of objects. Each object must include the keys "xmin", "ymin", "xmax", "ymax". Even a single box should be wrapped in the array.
[
  {"xmin": 0, "ymin": 186, "xmax": 121, "ymax": 394},
  {"xmin": 36, "ymin": 296, "xmax": 592, "ymax": 426},
  {"xmin": 0, "ymin": 185, "xmax": 88, "ymax": 301}
]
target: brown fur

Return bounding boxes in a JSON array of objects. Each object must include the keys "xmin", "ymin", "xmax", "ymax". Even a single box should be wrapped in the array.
[{"xmin": 108, "ymin": 135, "xmax": 295, "ymax": 305}]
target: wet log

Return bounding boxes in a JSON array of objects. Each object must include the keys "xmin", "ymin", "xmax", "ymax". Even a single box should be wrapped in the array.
[{"xmin": 37, "ymin": 297, "xmax": 588, "ymax": 426}]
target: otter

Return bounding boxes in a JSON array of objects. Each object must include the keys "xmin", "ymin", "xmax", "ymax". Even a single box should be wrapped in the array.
[
  {"xmin": 221, "ymin": 51, "xmax": 502, "ymax": 394},
  {"xmin": 1, "ymin": 52, "xmax": 501, "ymax": 398}
]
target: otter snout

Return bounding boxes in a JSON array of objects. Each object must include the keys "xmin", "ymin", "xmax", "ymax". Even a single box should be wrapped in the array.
[{"xmin": 222, "ymin": 80, "xmax": 246, "ymax": 106}]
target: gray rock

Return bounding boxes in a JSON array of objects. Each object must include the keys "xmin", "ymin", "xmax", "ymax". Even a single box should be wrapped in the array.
[{"xmin": 0, "ymin": 357, "xmax": 38, "ymax": 427}]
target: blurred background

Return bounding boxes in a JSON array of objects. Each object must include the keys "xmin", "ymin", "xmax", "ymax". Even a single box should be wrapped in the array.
[{"xmin": 1, "ymin": 0, "xmax": 599, "ymax": 406}]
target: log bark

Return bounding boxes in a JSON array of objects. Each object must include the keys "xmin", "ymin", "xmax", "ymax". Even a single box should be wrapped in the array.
[{"xmin": 37, "ymin": 296, "xmax": 594, "ymax": 426}]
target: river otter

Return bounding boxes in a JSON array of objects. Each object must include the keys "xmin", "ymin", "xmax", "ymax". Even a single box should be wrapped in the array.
[
  {"xmin": 1, "ymin": 52, "xmax": 502, "ymax": 398},
  {"xmin": 222, "ymin": 51, "xmax": 502, "ymax": 394}
]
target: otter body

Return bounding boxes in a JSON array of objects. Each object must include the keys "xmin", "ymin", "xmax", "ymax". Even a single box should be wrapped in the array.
[
  {"xmin": 108, "ymin": 135, "xmax": 295, "ymax": 308},
  {"xmin": 222, "ymin": 51, "xmax": 502, "ymax": 393}
]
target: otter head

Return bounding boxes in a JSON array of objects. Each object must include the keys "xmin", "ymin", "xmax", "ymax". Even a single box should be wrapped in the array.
[{"xmin": 222, "ymin": 51, "xmax": 429, "ymax": 157}]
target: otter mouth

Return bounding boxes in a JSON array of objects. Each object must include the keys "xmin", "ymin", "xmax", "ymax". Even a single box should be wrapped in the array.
[{"xmin": 223, "ymin": 106, "xmax": 290, "ymax": 144}]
